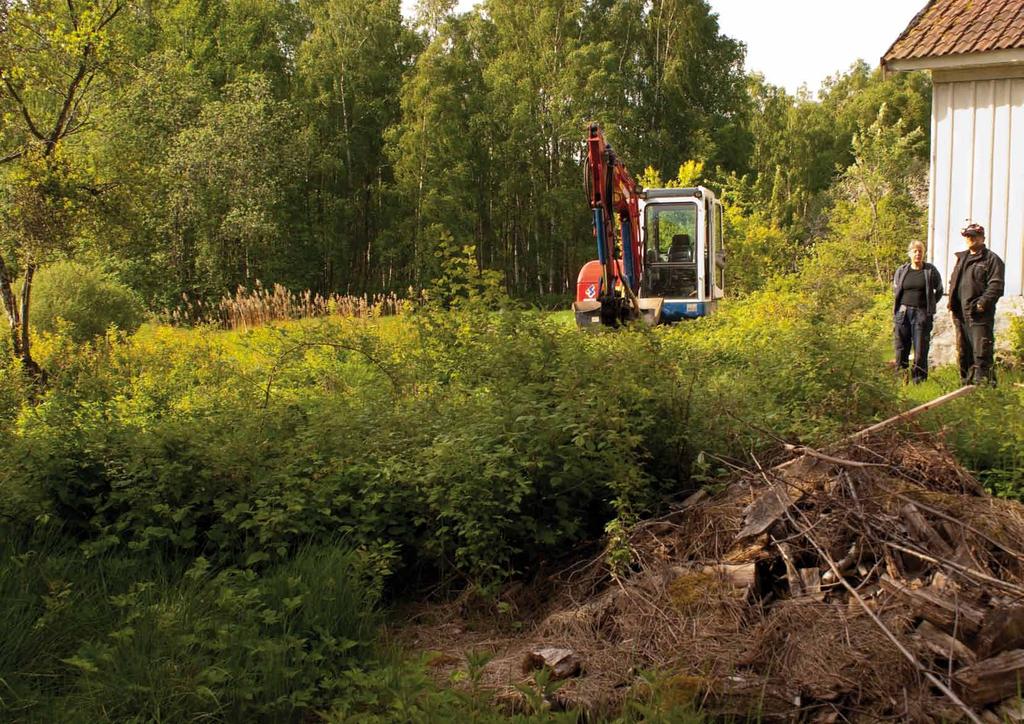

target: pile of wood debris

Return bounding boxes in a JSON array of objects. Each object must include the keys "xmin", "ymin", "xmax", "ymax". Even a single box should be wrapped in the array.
[{"xmin": 400, "ymin": 389, "xmax": 1024, "ymax": 722}]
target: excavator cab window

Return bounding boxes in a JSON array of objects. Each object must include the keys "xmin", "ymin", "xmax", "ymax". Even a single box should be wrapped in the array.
[{"xmin": 643, "ymin": 202, "xmax": 699, "ymax": 299}]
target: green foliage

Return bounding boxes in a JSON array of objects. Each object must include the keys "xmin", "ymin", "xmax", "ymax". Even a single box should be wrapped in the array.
[
  {"xmin": 30, "ymin": 261, "xmax": 146, "ymax": 342},
  {"xmin": 1009, "ymin": 315, "xmax": 1024, "ymax": 368},
  {"xmin": 163, "ymin": 75, "xmax": 301, "ymax": 295},
  {"xmin": 64, "ymin": 548, "xmax": 380, "ymax": 721},
  {"xmin": 823, "ymin": 108, "xmax": 927, "ymax": 284},
  {"xmin": 721, "ymin": 207, "xmax": 800, "ymax": 296},
  {"xmin": 0, "ymin": 533, "xmax": 388, "ymax": 721},
  {"xmin": 1, "ymin": 275, "xmax": 902, "ymax": 588},
  {"xmin": 924, "ymin": 377, "xmax": 1024, "ymax": 501}
]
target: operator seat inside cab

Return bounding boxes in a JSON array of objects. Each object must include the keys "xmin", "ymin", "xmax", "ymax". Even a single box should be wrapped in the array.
[{"xmin": 668, "ymin": 233, "xmax": 693, "ymax": 263}]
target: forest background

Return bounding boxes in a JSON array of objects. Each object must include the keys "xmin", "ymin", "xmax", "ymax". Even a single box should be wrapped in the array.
[
  {"xmin": 1, "ymin": 0, "xmax": 932, "ymax": 318},
  {"xmin": 2, "ymin": 0, "xmax": 1024, "ymax": 721}
]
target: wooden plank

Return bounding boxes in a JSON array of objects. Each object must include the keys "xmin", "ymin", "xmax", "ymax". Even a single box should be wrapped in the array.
[
  {"xmin": 901, "ymin": 503, "xmax": 956, "ymax": 558},
  {"xmin": 977, "ymin": 604, "xmax": 1024, "ymax": 658},
  {"xmin": 522, "ymin": 647, "xmax": 581, "ymax": 680},
  {"xmin": 845, "ymin": 385, "xmax": 977, "ymax": 443},
  {"xmin": 737, "ymin": 485, "xmax": 794, "ymax": 540},
  {"xmin": 879, "ymin": 575, "xmax": 985, "ymax": 636},
  {"xmin": 955, "ymin": 649, "xmax": 1024, "ymax": 707},
  {"xmin": 737, "ymin": 457, "xmax": 828, "ymax": 540},
  {"xmin": 915, "ymin": 620, "xmax": 977, "ymax": 665}
]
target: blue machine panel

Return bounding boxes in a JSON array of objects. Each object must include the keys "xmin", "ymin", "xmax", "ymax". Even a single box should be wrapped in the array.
[{"xmin": 660, "ymin": 300, "xmax": 711, "ymax": 322}]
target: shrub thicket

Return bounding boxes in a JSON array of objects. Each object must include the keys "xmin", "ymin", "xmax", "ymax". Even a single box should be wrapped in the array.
[
  {"xmin": 2, "ymin": 280, "xmax": 899, "ymax": 583},
  {"xmin": 0, "ymin": 536, "xmax": 384, "ymax": 721},
  {"xmin": 30, "ymin": 260, "xmax": 146, "ymax": 342}
]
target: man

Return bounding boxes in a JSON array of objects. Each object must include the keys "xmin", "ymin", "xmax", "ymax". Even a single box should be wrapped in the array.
[{"xmin": 947, "ymin": 223, "xmax": 1005, "ymax": 385}]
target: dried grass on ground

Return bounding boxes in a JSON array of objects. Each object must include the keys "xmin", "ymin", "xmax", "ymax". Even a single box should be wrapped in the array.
[{"xmin": 396, "ymin": 430, "xmax": 1024, "ymax": 722}]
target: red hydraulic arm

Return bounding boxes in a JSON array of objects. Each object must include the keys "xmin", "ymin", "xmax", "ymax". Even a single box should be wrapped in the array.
[{"xmin": 584, "ymin": 124, "xmax": 642, "ymax": 323}]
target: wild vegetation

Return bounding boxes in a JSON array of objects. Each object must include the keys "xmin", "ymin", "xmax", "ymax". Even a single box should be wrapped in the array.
[{"xmin": 2, "ymin": 0, "xmax": 1022, "ymax": 719}]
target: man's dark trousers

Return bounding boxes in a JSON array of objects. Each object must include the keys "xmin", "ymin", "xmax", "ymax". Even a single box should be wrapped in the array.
[
  {"xmin": 953, "ymin": 312, "xmax": 996, "ymax": 385},
  {"xmin": 894, "ymin": 305, "xmax": 932, "ymax": 382}
]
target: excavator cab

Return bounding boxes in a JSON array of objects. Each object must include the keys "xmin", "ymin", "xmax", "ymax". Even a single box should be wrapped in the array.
[{"xmin": 639, "ymin": 187, "xmax": 724, "ymax": 322}]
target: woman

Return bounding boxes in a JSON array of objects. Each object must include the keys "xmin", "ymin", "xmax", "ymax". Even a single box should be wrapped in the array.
[{"xmin": 892, "ymin": 240, "xmax": 944, "ymax": 383}]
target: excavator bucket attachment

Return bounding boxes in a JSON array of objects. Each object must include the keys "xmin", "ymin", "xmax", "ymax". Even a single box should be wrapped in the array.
[
  {"xmin": 574, "ymin": 295, "xmax": 654, "ymax": 329},
  {"xmin": 572, "ymin": 299, "xmax": 603, "ymax": 328},
  {"xmin": 637, "ymin": 297, "xmax": 663, "ymax": 325}
]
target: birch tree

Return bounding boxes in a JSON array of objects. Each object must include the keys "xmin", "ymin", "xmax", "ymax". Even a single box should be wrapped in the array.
[{"xmin": 0, "ymin": 0, "xmax": 126, "ymax": 378}]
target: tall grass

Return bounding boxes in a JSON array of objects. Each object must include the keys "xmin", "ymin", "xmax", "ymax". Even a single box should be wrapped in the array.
[{"xmin": 161, "ymin": 282, "xmax": 411, "ymax": 330}]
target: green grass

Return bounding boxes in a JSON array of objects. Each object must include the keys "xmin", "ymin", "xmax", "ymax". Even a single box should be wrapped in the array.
[
  {"xmin": 899, "ymin": 363, "xmax": 1024, "ymax": 500},
  {"xmin": 0, "ymin": 534, "xmax": 388, "ymax": 722}
]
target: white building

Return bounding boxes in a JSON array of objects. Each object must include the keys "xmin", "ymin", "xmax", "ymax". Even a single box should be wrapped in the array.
[{"xmin": 883, "ymin": 0, "xmax": 1024, "ymax": 298}]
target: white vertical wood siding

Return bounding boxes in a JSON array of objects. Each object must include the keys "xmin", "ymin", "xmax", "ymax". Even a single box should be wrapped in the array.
[{"xmin": 930, "ymin": 77, "xmax": 1024, "ymax": 297}]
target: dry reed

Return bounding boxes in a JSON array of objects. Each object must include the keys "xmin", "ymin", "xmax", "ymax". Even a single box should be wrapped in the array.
[{"xmin": 160, "ymin": 281, "xmax": 412, "ymax": 330}]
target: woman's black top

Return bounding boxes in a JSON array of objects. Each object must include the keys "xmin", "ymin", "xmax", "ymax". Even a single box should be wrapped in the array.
[{"xmin": 900, "ymin": 268, "xmax": 927, "ymax": 308}]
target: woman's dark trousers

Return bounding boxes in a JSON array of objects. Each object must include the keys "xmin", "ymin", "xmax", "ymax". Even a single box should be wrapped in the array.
[{"xmin": 894, "ymin": 305, "xmax": 932, "ymax": 383}]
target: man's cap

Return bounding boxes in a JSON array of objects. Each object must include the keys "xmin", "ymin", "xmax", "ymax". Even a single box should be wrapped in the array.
[{"xmin": 961, "ymin": 223, "xmax": 985, "ymax": 238}]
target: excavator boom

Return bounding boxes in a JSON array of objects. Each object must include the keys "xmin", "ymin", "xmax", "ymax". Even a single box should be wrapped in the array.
[{"xmin": 576, "ymin": 124, "xmax": 643, "ymax": 326}]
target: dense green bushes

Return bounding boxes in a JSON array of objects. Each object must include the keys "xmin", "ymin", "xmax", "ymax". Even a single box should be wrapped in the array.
[
  {"xmin": 2, "ymin": 286, "xmax": 900, "ymax": 587},
  {"xmin": 30, "ymin": 261, "xmax": 146, "ymax": 342},
  {"xmin": 0, "ymin": 534, "xmax": 384, "ymax": 721}
]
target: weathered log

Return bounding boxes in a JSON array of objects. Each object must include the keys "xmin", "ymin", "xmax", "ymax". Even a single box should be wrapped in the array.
[
  {"xmin": 954, "ymin": 649, "xmax": 1024, "ymax": 707},
  {"xmin": 915, "ymin": 620, "xmax": 977, "ymax": 665},
  {"xmin": 976, "ymin": 604, "xmax": 1024, "ymax": 658},
  {"xmin": 879, "ymin": 575, "xmax": 985, "ymax": 636},
  {"xmin": 798, "ymin": 568, "xmax": 822, "ymax": 597},
  {"xmin": 703, "ymin": 563, "xmax": 757, "ymax": 590},
  {"xmin": 901, "ymin": 502, "xmax": 955, "ymax": 558},
  {"xmin": 522, "ymin": 647, "xmax": 582, "ymax": 680},
  {"xmin": 775, "ymin": 541, "xmax": 802, "ymax": 596}
]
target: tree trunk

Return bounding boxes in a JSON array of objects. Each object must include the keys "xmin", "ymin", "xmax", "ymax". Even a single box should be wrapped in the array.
[
  {"xmin": 0, "ymin": 252, "xmax": 24, "ymax": 357},
  {"xmin": 0, "ymin": 253, "xmax": 44, "ymax": 383},
  {"xmin": 18, "ymin": 263, "xmax": 44, "ymax": 382}
]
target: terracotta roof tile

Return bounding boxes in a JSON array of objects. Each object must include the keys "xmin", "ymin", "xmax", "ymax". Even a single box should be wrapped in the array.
[
  {"xmin": 979, "ymin": 5, "xmax": 1016, "ymax": 50},
  {"xmin": 883, "ymin": 0, "xmax": 1024, "ymax": 64}
]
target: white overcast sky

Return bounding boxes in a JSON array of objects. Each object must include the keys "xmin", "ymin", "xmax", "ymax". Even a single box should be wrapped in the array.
[
  {"xmin": 407, "ymin": 0, "xmax": 930, "ymax": 95},
  {"xmin": 711, "ymin": 0, "xmax": 928, "ymax": 94}
]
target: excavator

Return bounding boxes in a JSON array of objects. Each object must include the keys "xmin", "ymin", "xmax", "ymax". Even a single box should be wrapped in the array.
[{"xmin": 572, "ymin": 124, "xmax": 725, "ymax": 327}]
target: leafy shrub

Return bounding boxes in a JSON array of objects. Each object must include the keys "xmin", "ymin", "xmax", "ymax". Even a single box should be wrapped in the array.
[
  {"xmin": 926, "ymin": 378, "xmax": 1024, "ymax": 500},
  {"xmin": 1009, "ymin": 314, "xmax": 1024, "ymax": 368},
  {"xmin": 30, "ymin": 260, "xmax": 145, "ymax": 342},
  {"xmin": 722, "ymin": 209, "xmax": 801, "ymax": 296},
  {"xmin": 0, "ymin": 536, "xmax": 383, "ymax": 722},
  {"xmin": 0, "ymin": 283, "xmax": 902, "ymax": 588}
]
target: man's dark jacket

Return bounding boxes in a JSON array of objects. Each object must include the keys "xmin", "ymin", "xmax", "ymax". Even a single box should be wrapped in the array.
[
  {"xmin": 892, "ymin": 262, "xmax": 943, "ymax": 316},
  {"xmin": 947, "ymin": 246, "xmax": 1005, "ymax": 321}
]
